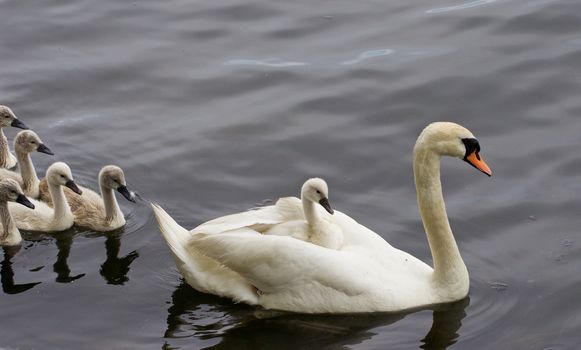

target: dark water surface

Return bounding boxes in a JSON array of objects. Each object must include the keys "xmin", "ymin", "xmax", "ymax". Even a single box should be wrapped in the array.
[{"xmin": 1, "ymin": 0, "xmax": 581, "ymax": 349}]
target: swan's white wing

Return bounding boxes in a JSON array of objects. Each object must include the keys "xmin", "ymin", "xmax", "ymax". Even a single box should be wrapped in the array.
[
  {"xmin": 191, "ymin": 197, "xmax": 305, "ymax": 235},
  {"xmin": 190, "ymin": 232, "xmax": 370, "ymax": 297}
]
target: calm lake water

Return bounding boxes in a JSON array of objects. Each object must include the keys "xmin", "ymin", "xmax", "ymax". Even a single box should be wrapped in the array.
[{"xmin": 1, "ymin": 0, "xmax": 581, "ymax": 349}]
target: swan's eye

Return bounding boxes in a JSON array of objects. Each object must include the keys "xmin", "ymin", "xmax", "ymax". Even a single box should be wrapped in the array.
[
  {"xmin": 11, "ymin": 190, "xmax": 16, "ymax": 195},
  {"xmin": 31, "ymin": 141, "xmax": 36, "ymax": 145},
  {"xmin": 316, "ymin": 190, "xmax": 321, "ymax": 194},
  {"xmin": 60, "ymin": 175, "xmax": 66, "ymax": 179}
]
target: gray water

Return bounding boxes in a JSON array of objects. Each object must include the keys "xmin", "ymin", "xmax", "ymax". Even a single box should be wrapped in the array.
[{"xmin": 1, "ymin": 0, "xmax": 580, "ymax": 349}]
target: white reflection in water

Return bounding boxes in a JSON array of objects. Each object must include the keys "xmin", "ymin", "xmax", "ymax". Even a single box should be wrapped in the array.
[
  {"xmin": 426, "ymin": 0, "xmax": 499, "ymax": 14},
  {"xmin": 49, "ymin": 114, "xmax": 102, "ymax": 128},
  {"xmin": 341, "ymin": 49, "xmax": 394, "ymax": 65},
  {"xmin": 224, "ymin": 58, "xmax": 308, "ymax": 67}
]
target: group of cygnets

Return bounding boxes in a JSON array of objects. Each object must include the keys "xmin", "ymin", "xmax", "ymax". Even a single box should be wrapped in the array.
[{"xmin": 0, "ymin": 105, "xmax": 135, "ymax": 246}]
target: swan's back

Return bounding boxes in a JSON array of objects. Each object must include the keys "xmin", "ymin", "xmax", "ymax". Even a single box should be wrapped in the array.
[
  {"xmin": 0, "ymin": 169, "xmax": 23, "ymax": 185},
  {"xmin": 39, "ymin": 178, "xmax": 115, "ymax": 230},
  {"xmin": 8, "ymin": 199, "xmax": 63, "ymax": 231}
]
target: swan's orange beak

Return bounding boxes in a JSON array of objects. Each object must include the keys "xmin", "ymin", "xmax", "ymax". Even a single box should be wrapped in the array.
[{"xmin": 466, "ymin": 152, "xmax": 492, "ymax": 177}]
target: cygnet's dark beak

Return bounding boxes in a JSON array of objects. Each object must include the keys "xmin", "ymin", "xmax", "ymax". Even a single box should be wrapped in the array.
[
  {"xmin": 117, "ymin": 185, "xmax": 136, "ymax": 203},
  {"xmin": 318, "ymin": 197, "xmax": 334, "ymax": 215},
  {"xmin": 65, "ymin": 180, "xmax": 82, "ymax": 195},
  {"xmin": 16, "ymin": 194, "xmax": 35, "ymax": 209},
  {"xmin": 10, "ymin": 119, "xmax": 28, "ymax": 130},
  {"xmin": 37, "ymin": 143, "xmax": 54, "ymax": 155}
]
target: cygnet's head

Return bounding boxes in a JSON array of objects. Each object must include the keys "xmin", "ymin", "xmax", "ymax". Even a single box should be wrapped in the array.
[
  {"xmin": 14, "ymin": 130, "xmax": 54, "ymax": 155},
  {"xmin": 99, "ymin": 165, "xmax": 135, "ymax": 203},
  {"xmin": 0, "ymin": 105, "xmax": 28, "ymax": 129},
  {"xmin": 46, "ymin": 162, "xmax": 82, "ymax": 195},
  {"xmin": 0, "ymin": 179, "xmax": 34, "ymax": 209},
  {"xmin": 301, "ymin": 178, "xmax": 334, "ymax": 214},
  {"xmin": 416, "ymin": 122, "xmax": 492, "ymax": 176}
]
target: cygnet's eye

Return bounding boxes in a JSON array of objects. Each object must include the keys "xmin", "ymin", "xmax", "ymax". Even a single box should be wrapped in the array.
[
  {"xmin": 4, "ymin": 116, "xmax": 9, "ymax": 119},
  {"xmin": 30, "ymin": 141, "xmax": 36, "ymax": 145},
  {"xmin": 60, "ymin": 175, "xmax": 66, "ymax": 179},
  {"xmin": 316, "ymin": 190, "xmax": 321, "ymax": 194},
  {"xmin": 11, "ymin": 190, "xmax": 16, "ymax": 195}
]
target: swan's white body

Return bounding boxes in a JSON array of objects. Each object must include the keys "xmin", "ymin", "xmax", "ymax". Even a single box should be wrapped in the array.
[
  {"xmin": 152, "ymin": 122, "xmax": 492, "ymax": 313},
  {"xmin": 10, "ymin": 162, "xmax": 81, "ymax": 232},
  {"xmin": 0, "ymin": 130, "xmax": 53, "ymax": 198}
]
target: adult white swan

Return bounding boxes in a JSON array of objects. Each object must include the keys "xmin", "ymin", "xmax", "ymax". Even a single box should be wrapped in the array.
[{"xmin": 152, "ymin": 122, "xmax": 492, "ymax": 313}]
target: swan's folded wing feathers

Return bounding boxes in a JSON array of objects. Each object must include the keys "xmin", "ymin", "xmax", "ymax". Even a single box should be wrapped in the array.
[
  {"xmin": 190, "ymin": 232, "xmax": 368, "ymax": 297},
  {"xmin": 274, "ymin": 197, "xmax": 304, "ymax": 220},
  {"xmin": 190, "ymin": 204, "xmax": 285, "ymax": 235}
]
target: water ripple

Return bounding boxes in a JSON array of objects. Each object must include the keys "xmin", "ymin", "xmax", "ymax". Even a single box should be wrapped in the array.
[
  {"xmin": 224, "ymin": 58, "xmax": 309, "ymax": 67},
  {"xmin": 426, "ymin": 0, "xmax": 499, "ymax": 14}
]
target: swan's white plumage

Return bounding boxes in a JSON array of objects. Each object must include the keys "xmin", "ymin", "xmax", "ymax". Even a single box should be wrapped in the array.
[
  {"xmin": 9, "ymin": 162, "xmax": 80, "ymax": 232},
  {"xmin": 152, "ymin": 122, "xmax": 491, "ymax": 313}
]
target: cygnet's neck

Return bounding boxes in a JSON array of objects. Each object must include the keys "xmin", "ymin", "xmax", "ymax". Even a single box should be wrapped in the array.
[
  {"xmin": 16, "ymin": 148, "xmax": 39, "ymax": 194},
  {"xmin": 0, "ymin": 201, "xmax": 20, "ymax": 245},
  {"xmin": 0, "ymin": 129, "xmax": 11, "ymax": 168},
  {"xmin": 301, "ymin": 193, "xmax": 319, "ymax": 228},
  {"xmin": 48, "ymin": 182, "xmax": 72, "ymax": 221},
  {"xmin": 413, "ymin": 140, "xmax": 468, "ymax": 291},
  {"xmin": 100, "ymin": 183, "xmax": 122, "ymax": 223}
]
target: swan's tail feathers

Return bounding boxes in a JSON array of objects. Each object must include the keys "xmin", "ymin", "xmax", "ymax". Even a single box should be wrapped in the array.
[
  {"xmin": 151, "ymin": 203, "xmax": 191, "ymax": 267},
  {"xmin": 150, "ymin": 203, "xmax": 259, "ymax": 305}
]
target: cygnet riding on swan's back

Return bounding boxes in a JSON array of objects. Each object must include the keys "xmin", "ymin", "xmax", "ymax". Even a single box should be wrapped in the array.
[
  {"xmin": 0, "ymin": 130, "xmax": 54, "ymax": 198},
  {"xmin": 263, "ymin": 178, "xmax": 343, "ymax": 250},
  {"xmin": 0, "ymin": 105, "xmax": 29, "ymax": 169},
  {"xmin": 0, "ymin": 179, "xmax": 35, "ymax": 246},
  {"xmin": 10, "ymin": 162, "xmax": 82, "ymax": 232},
  {"xmin": 38, "ymin": 165, "xmax": 135, "ymax": 231},
  {"xmin": 152, "ymin": 122, "xmax": 492, "ymax": 313}
]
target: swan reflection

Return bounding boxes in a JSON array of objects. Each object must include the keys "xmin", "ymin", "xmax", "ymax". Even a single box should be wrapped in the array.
[
  {"xmin": 164, "ymin": 282, "xmax": 469, "ymax": 349},
  {"xmin": 99, "ymin": 230, "xmax": 139, "ymax": 285},
  {"xmin": 1, "ymin": 246, "xmax": 41, "ymax": 294}
]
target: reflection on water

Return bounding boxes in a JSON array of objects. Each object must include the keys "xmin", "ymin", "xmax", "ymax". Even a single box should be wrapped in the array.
[
  {"xmin": 421, "ymin": 298, "xmax": 469, "ymax": 350},
  {"xmin": 53, "ymin": 232, "xmax": 85, "ymax": 283},
  {"xmin": 164, "ymin": 282, "xmax": 469, "ymax": 349},
  {"xmin": 99, "ymin": 230, "xmax": 139, "ymax": 285},
  {"xmin": 1, "ymin": 246, "xmax": 41, "ymax": 295}
]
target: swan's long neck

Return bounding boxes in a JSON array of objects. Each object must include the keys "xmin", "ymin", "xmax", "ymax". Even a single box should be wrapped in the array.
[
  {"xmin": 49, "ymin": 183, "xmax": 71, "ymax": 221},
  {"xmin": 301, "ymin": 193, "xmax": 318, "ymax": 228},
  {"xmin": 101, "ymin": 184, "xmax": 121, "ymax": 223},
  {"xmin": 413, "ymin": 143, "xmax": 468, "ymax": 289},
  {"xmin": 0, "ymin": 129, "xmax": 10, "ymax": 168},
  {"xmin": 0, "ymin": 202, "xmax": 20, "ymax": 244},
  {"xmin": 16, "ymin": 149, "xmax": 39, "ymax": 194}
]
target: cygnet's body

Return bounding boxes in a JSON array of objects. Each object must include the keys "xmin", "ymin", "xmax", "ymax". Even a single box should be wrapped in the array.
[
  {"xmin": 0, "ymin": 179, "xmax": 35, "ymax": 246},
  {"xmin": 264, "ymin": 178, "xmax": 343, "ymax": 250},
  {"xmin": 38, "ymin": 165, "xmax": 135, "ymax": 231},
  {"xmin": 10, "ymin": 162, "xmax": 82, "ymax": 232},
  {"xmin": 0, "ymin": 105, "xmax": 29, "ymax": 169},
  {"xmin": 0, "ymin": 130, "xmax": 54, "ymax": 198}
]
